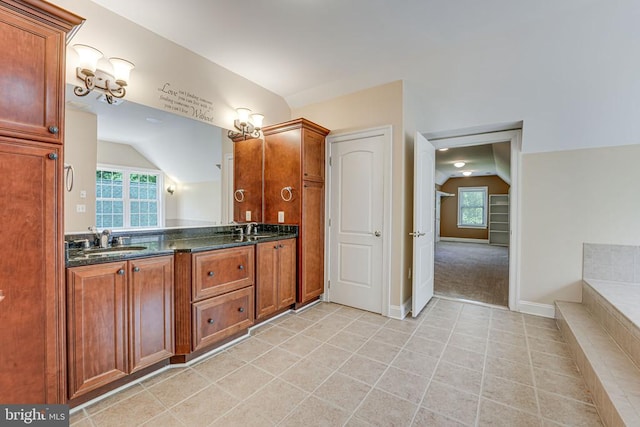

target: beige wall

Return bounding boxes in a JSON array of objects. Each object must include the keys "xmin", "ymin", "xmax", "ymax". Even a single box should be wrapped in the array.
[
  {"xmin": 64, "ymin": 109, "xmax": 97, "ymax": 233},
  {"xmin": 520, "ymin": 144, "xmax": 640, "ymax": 305},
  {"xmin": 293, "ymin": 81, "xmax": 406, "ymax": 307},
  {"xmin": 98, "ymin": 140, "xmax": 158, "ymax": 169},
  {"xmin": 168, "ymin": 181, "xmax": 222, "ymax": 226}
]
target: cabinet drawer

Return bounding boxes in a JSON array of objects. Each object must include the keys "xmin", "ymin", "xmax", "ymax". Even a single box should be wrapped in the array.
[
  {"xmin": 192, "ymin": 287, "xmax": 254, "ymax": 351},
  {"xmin": 192, "ymin": 246, "xmax": 254, "ymax": 300}
]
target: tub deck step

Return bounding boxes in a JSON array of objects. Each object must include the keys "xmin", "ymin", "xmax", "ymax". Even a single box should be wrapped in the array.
[{"xmin": 556, "ymin": 301, "xmax": 640, "ymax": 426}]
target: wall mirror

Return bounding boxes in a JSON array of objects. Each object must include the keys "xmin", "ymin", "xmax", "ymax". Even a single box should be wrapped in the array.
[{"xmin": 64, "ymin": 84, "xmax": 232, "ymax": 233}]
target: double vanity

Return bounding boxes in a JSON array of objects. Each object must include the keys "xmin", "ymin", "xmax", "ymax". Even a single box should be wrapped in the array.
[{"xmin": 65, "ymin": 224, "xmax": 298, "ymax": 405}]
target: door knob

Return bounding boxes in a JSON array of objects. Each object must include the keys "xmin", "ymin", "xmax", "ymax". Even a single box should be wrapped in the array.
[
  {"xmin": 409, "ymin": 231, "xmax": 426, "ymax": 237},
  {"xmin": 374, "ymin": 231, "xmax": 381, "ymax": 237}
]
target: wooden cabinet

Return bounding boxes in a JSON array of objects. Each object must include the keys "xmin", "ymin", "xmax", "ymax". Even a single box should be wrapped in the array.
[
  {"xmin": 0, "ymin": 1, "xmax": 81, "ymax": 144},
  {"xmin": 0, "ymin": 0, "xmax": 83, "ymax": 403},
  {"xmin": 256, "ymin": 238, "xmax": 297, "ymax": 320},
  {"xmin": 233, "ymin": 137, "xmax": 263, "ymax": 222},
  {"xmin": 193, "ymin": 287, "xmax": 253, "ymax": 351},
  {"xmin": 174, "ymin": 246, "xmax": 255, "ymax": 358},
  {"xmin": 192, "ymin": 246, "xmax": 254, "ymax": 300},
  {"xmin": 262, "ymin": 119, "xmax": 329, "ymax": 306},
  {"xmin": 129, "ymin": 257, "xmax": 175, "ymax": 373},
  {"xmin": 66, "ymin": 256, "xmax": 174, "ymax": 399}
]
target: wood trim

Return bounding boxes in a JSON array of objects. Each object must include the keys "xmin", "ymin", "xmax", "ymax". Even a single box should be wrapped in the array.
[
  {"xmin": 173, "ymin": 252, "xmax": 193, "ymax": 355},
  {"xmin": 1, "ymin": 0, "xmax": 84, "ymax": 33},
  {"xmin": 262, "ymin": 118, "xmax": 330, "ymax": 136}
]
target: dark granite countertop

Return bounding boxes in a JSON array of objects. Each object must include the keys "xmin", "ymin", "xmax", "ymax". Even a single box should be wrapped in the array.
[{"xmin": 66, "ymin": 224, "xmax": 298, "ymax": 268}]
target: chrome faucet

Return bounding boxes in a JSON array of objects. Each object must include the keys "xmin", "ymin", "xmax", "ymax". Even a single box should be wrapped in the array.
[
  {"xmin": 99, "ymin": 229, "xmax": 111, "ymax": 248},
  {"xmin": 245, "ymin": 222, "xmax": 258, "ymax": 235}
]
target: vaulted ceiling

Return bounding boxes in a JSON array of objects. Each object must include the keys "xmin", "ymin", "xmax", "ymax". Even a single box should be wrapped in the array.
[{"xmin": 88, "ymin": 0, "xmax": 606, "ymax": 108}]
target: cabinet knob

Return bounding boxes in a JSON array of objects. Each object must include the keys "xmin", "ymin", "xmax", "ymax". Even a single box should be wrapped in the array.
[
  {"xmin": 48, "ymin": 125, "xmax": 59, "ymax": 134},
  {"xmin": 48, "ymin": 153, "xmax": 58, "ymax": 160},
  {"xmin": 238, "ymin": 265, "xmax": 244, "ymax": 270},
  {"xmin": 279, "ymin": 244, "xmax": 284, "ymax": 248},
  {"xmin": 117, "ymin": 269, "xmax": 125, "ymax": 275},
  {"xmin": 207, "ymin": 318, "xmax": 215, "ymax": 324},
  {"xmin": 208, "ymin": 271, "xmax": 214, "ymax": 277},
  {"xmin": 133, "ymin": 267, "xmax": 140, "ymax": 272},
  {"xmin": 274, "ymin": 245, "xmax": 278, "ymax": 249},
  {"xmin": 238, "ymin": 307, "xmax": 245, "ymax": 313}
]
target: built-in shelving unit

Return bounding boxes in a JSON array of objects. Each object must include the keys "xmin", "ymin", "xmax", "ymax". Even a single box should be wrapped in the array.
[{"xmin": 489, "ymin": 194, "xmax": 509, "ymax": 246}]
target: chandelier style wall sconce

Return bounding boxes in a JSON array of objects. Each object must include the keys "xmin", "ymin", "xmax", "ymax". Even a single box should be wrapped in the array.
[
  {"xmin": 72, "ymin": 44, "xmax": 135, "ymax": 104},
  {"xmin": 227, "ymin": 108, "xmax": 264, "ymax": 140}
]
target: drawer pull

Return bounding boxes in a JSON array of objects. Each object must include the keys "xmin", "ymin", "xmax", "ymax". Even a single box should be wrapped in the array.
[
  {"xmin": 238, "ymin": 307, "xmax": 245, "ymax": 313},
  {"xmin": 207, "ymin": 318, "xmax": 215, "ymax": 324},
  {"xmin": 279, "ymin": 244, "xmax": 284, "ymax": 248},
  {"xmin": 133, "ymin": 267, "xmax": 140, "ymax": 272},
  {"xmin": 48, "ymin": 125, "xmax": 59, "ymax": 134},
  {"xmin": 208, "ymin": 271, "xmax": 214, "ymax": 277},
  {"xmin": 117, "ymin": 269, "xmax": 125, "ymax": 275},
  {"xmin": 238, "ymin": 265, "xmax": 244, "ymax": 270},
  {"xmin": 274, "ymin": 245, "xmax": 278, "ymax": 249}
]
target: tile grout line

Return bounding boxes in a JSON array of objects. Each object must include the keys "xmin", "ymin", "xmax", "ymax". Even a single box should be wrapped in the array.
[
  {"xmin": 472, "ymin": 306, "xmax": 494, "ymax": 427},
  {"xmin": 406, "ymin": 299, "xmax": 462, "ymax": 426}
]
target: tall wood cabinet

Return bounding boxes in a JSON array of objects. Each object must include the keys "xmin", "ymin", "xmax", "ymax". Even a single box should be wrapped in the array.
[
  {"xmin": 262, "ymin": 119, "xmax": 330, "ymax": 306},
  {"xmin": 0, "ymin": 0, "xmax": 83, "ymax": 404}
]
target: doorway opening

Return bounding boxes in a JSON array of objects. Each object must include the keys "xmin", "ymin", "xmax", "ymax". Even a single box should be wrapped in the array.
[{"xmin": 425, "ymin": 128, "xmax": 521, "ymax": 310}]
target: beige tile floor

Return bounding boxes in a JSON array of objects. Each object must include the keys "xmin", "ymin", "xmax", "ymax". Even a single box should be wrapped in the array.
[{"xmin": 70, "ymin": 298, "xmax": 603, "ymax": 427}]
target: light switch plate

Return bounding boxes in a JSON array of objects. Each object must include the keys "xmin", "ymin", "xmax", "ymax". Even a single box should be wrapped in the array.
[
  {"xmin": 245, "ymin": 211, "xmax": 251, "ymax": 221},
  {"xmin": 278, "ymin": 211, "xmax": 285, "ymax": 223}
]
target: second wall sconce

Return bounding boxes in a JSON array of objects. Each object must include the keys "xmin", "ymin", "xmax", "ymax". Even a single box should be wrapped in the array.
[
  {"xmin": 166, "ymin": 185, "xmax": 176, "ymax": 195},
  {"xmin": 227, "ymin": 108, "xmax": 264, "ymax": 140},
  {"xmin": 72, "ymin": 44, "xmax": 135, "ymax": 105}
]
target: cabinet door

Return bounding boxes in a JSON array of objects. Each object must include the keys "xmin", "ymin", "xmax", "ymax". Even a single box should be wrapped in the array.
[
  {"xmin": 299, "ymin": 181, "xmax": 325, "ymax": 302},
  {"xmin": 256, "ymin": 242, "xmax": 278, "ymax": 320},
  {"xmin": 129, "ymin": 256, "xmax": 174, "ymax": 373},
  {"xmin": 192, "ymin": 287, "xmax": 254, "ymax": 351},
  {"xmin": 264, "ymin": 129, "xmax": 301, "ymax": 224},
  {"xmin": 0, "ymin": 139, "xmax": 63, "ymax": 403},
  {"xmin": 193, "ymin": 246, "xmax": 255, "ymax": 300},
  {"xmin": 66, "ymin": 262, "xmax": 128, "ymax": 399},
  {"xmin": 0, "ymin": 8, "xmax": 64, "ymax": 143},
  {"xmin": 278, "ymin": 238, "xmax": 297, "ymax": 307},
  {"xmin": 233, "ymin": 137, "xmax": 263, "ymax": 222},
  {"xmin": 302, "ymin": 129, "xmax": 325, "ymax": 182}
]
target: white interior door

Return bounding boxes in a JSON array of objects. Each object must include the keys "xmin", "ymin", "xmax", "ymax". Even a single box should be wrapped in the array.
[
  {"xmin": 329, "ymin": 134, "xmax": 385, "ymax": 313},
  {"xmin": 411, "ymin": 132, "xmax": 435, "ymax": 317}
]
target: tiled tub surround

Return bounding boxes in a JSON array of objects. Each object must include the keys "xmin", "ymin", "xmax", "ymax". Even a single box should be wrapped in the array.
[
  {"xmin": 554, "ymin": 243, "xmax": 640, "ymax": 426},
  {"xmin": 65, "ymin": 224, "xmax": 298, "ymax": 267},
  {"xmin": 70, "ymin": 298, "xmax": 602, "ymax": 427}
]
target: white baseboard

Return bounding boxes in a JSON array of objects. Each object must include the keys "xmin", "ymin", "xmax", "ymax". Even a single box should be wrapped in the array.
[
  {"xmin": 518, "ymin": 300, "xmax": 556, "ymax": 318},
  {"xmin": 389, "ymin": 297, "xmax": 412, "ymax": 320},
  {"xmin": 439, "ymin": 237, "xmax": 490, "ymax": 244}
]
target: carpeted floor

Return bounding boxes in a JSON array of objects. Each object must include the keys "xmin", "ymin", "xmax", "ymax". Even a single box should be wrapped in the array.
[{"xmin": 434, "ymin": 241, "xmax": 509, "ymax": 307}]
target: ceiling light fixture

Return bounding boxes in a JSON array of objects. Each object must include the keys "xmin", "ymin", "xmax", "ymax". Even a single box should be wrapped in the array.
[
  {"xmin": 73, "ymin": 44, "xmax": 134, "ymax": 105},
  {"xmin": 438, "ymin": 148, "xmax": 449, "ymax": 152},
  {"xmin": 228, "ymin": 108, "xmax": 264, "ymax": 140},
  {"xmin": 454, "ymin": 162, "xmax": 466, "ymax": 168},
  {"xmin": 462, "ymin": 171, "xmax": 472, "ymax": 176}
]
